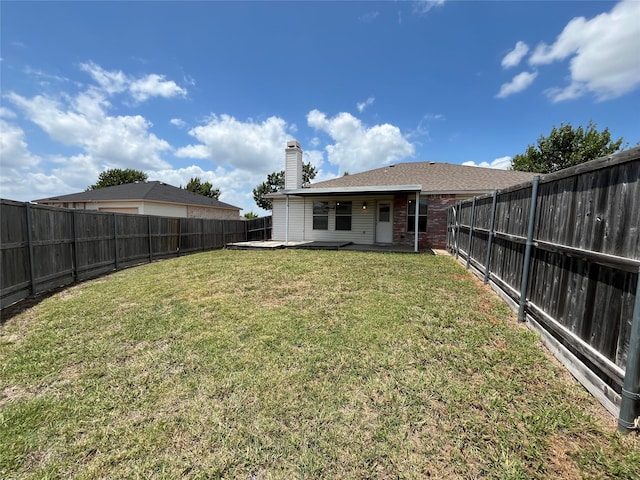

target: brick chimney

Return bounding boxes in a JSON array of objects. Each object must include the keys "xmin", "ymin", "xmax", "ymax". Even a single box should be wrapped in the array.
[{"xmin": 285, "ymin": 140, "xmax": 303, "ymax": 190}]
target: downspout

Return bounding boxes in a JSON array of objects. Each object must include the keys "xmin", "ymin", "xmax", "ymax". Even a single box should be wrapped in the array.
[
  {"xmin": 414, "ymin": 191, "xmax": 419, "ymax": 252},
  {"xmin": 618, "ymin": 266, "xmax": 640, "ymax": 433},
  {"xmin": 285, "ymin": 195, "xmax": 289, "ymax": 246}
]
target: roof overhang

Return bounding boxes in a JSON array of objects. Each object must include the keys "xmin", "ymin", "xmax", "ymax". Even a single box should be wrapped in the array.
[{"xmin": 266, "ymin": 185, "xmax": 422, "ymax": 198}]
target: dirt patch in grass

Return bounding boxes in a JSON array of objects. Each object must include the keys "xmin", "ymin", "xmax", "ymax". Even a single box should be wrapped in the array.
[{"xmin": 546, "ymin": 433, "xmax": 584, "ymax": 480}]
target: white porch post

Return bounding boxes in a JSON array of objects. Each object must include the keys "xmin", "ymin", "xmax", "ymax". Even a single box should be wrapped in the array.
[
  {"xmin": 414, "ymin": 191, "xmax": 419, "ymax": 252},
  {"xmin": 285, "ymin": 195, "xmax": 289, "ymax": 246}
]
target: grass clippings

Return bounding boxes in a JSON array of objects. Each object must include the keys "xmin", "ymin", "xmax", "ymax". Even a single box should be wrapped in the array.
[{"xmin": 1, "ymin": 249, "xmax": 638, "ymax": 479}]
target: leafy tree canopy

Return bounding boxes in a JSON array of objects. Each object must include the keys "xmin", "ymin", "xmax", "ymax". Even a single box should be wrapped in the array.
[
  {"xmin": 184, "ymin": 177, "xmax": 221, "ymax": 200},
  {"xmin": 253, "ymin": 162, "xmax": 317, "ymax": 211},
  {"xmin": 511, "ymin": 121, "xmax": 624, "ymax": 174},
  {"xmin": 88, "ymin": 168, "xmax": 148, "ymax": 190},
  {"xmin": 244, "ymin": 212, "xmax": 259, "ymax": 219}
]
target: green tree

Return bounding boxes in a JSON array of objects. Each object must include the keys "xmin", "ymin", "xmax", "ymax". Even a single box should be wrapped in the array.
[
  {"xmin": 511, "ymin": 121, "xmax": 624, "ymax": 174},
  {"xmin": 253, "ymin": 162, "xmax": 317, "ymax": 210},
  {"xmin": 88, "ymin": 168, "xmax": 148, "ymax": 190},
  {"xmin": 244, "ymin": 211, "xmax": 259, "ymax": 219},
  {"xmin": 184, "ymin": 177, "xmax": 221, "ymax": 199}
]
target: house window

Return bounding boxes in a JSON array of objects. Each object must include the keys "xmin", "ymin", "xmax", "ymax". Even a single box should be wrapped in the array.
[
  {"xmin": 313, "ymin": 201, "xmax": 329, "ymax": 230},
  {"xmin": 335, "ymin": 201, "xmax": 352, "ymax": 231},
  {"xmin": 407, "ymin": 198, "xmax": 428, "ymax": 232}
]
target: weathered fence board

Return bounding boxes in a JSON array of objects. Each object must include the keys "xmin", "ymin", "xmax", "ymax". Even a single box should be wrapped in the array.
[
  {"xmin": 0, "ymin": 201, "xmax": 31, "ymax": 306},
  {"xmin": 1, "ymin": 202, "xmax": 272, "ymax": 310},
  {"xmin": 446, "ymin": 146, "xmax": 640, "ymax": 431}
]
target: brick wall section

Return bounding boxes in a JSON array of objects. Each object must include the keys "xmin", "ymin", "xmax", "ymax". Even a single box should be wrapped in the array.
[
  {"xmin": 187, "ymin": 205, "xmax": 240, "ymax": 220},
  {"xmin": 392, "ymin": 194, "xmax": 430, "ymax": 250},
  {"xmin": 425, "ymin": 195, "xmax": 460, "ymax": 248},
  {"xmin": 391, "ymin": 193, "xmax": 467, "ymax": 250}
]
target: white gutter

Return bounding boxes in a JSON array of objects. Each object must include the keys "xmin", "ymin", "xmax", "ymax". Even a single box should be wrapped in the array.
[
  {"xmin": 273, "ymin": 184, "xmax": 422, "ymax": 196},
  {"xmin": 414, "ymin": 191, "xmax": 419, "ymax": 253}
]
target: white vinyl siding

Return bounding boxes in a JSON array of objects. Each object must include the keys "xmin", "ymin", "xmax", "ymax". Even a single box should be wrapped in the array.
[
  {"xmin": 274, "ymin": 196, "xmax": 393, "ymax": 244},
  {"xmin": 98, "ymin": 207, "xmax": 139, "ymax": 214},
  {"xmin": 272, "ymin": 200, "xmax": 286, "ymax": 240},
  {"xmin": 85, "ymin": 201, "xmax": 145, "ymax": 213},
  {"xmin": 141, "ymin": 202, "xmax": 187, "ymax": 218},
  {"xmin": 304, "ymin": 196, "xmax": 381, "ymax": 244},
  {"xmin": 271, "ymin": 197, "xmax": 305, "ymax": 241}
]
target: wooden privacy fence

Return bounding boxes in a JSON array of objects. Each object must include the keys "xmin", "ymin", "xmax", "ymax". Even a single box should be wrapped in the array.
[
  {"xmin": 446, "ymin": 147, "xmax": 640, "ymax": 433},
  {"xmin": 0, "ymin": 200, "xmax": 272, "ymax": 310}
]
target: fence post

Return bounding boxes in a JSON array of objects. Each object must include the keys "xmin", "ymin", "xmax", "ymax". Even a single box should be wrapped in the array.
[
  {"xmin": 466, "ymin": 197, "xmax": 476, "ymax": 269},
  {"xmin": 618, "ymin": 267, "xmax": 640, "ymax": 433},
  {"xmin": 72, "ymin": 210, "xmax": 78, "ymax": 281},
  {"xmin": 113, "ymin": 213, "xmax": 119, "ymax": 270},
  {"xmin": 148, "ymin": 216, "xmax": 153, "ymax": 263},
  {"xmin": 178, "ymin": 218, "xmax": 182, "ymax": 256},
  {"xmin": 201, "ymin": 218, "xmax": 205, "ymax": 251},
  {"xmin": 455, "ymin": 201, "xmax": 461, "ymax": 259},
  {"xmin": 484, "ymin": 190, "xmax": 498, "ymax": 284},
  {"xmin": 221, "ymin": 221, "xmax": 226, "ymax": 248},
  {"xmin": 518, "ymin": 176, "xmax": 540, "ymax": 323},
  {"xmin": 25, "ymin": 203, "xmax": 36, "ymax": 295}
]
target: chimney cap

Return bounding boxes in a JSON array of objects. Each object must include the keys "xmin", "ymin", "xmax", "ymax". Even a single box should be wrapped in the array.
[{"xmin": 286, "ymin": 140, "xmax": 301, "ymax": 149}]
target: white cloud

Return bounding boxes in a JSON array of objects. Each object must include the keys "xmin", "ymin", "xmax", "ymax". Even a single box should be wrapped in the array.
[
  {"xmin": 529, "ymin": 0, "xmax": 640, "ymax": 101},
  {"xmin": 176, "ymin": 114, "xmax": 294, "ymax": 172},
  {"xmin": 79, "ymin": 62, "xmax": 128, "ymax": 95},
  {"xmin": 408, "ymin": 113, "xmax": 445, "ymax": 141},
  {"xmin": 495, "ymin": 71, "xmax": 538, "ymax": 98},
  {"xmin": 0, "ymin": 120, "xmax": 41, "ymax": 169},
  {"xmin": 7, "ymin": 91, "xmax": 172, "ymax": 170},
  {"xmin": 0, "ymin": 107, "xmax": 17, "ymax": 118},
  {"xmin": 4, "ymin": 61, "xmax": 180, "ymax": 200},
  {"xmin": 501, "ymin": 41, "xmax": 529, "ymax": 69},
  {"xmin": 412, "ymin": 0, "xmax": 445, "ymax": 15},
  {"xmin": 0, "ymin": 153, "xmax": 96, "ymax": 202},
  {"xmin": 463, "ymin": 156, "xmax": 512, "ymax": 170},
  {"xmin": 79, "ymin": 61, "xmax": 187, "ymax": 102},
  {"xmin": 130, "ymin": 74, "xmax": 187, "ymax": 102},
  {"xmin": 307, "ymin": 109, "xmax": 414, "ymax": 174},
  {"xmin": 1, "ymin": 170, "xmax": 74, "ymax": 202},
  {"xmin": 170, "ymin": 118, "xmax": 186, "ymax": 128},
  {"xmin": 357, "ymin": 96, "xmax": 375, "ymax": 113},
  {"xmin": 359, "ymin": 11, "xmax": 380, "ymax": 23},
  {"xmin": 149, "ymin": 164, "xmax": 248, "ymax": 209}
]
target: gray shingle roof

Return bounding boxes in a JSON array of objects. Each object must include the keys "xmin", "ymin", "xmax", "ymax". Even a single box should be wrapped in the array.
[
  {"xmin": 34, "ymin": 181, "xmax": 240, "ymax": 210},
  {"xmin": 309, "ymin": 162, "xmax": 535, "ymax": 193}
]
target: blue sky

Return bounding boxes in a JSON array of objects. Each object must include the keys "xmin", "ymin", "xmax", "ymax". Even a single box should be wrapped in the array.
[{"xmin": 1, "ymin": 1, "xmax": 639, "ymax": 215}]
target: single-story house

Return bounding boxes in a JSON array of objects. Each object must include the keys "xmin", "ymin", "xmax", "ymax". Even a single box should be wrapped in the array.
[
  {"xmin": 34, "ymin": 181, "xmax": 242, "ymax": 220},
  {"xmin": 268, "ymin": 140, "xmax": 536, "ymax": 251}
]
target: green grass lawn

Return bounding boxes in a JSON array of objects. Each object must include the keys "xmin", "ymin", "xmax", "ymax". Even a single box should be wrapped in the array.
[{"xmin": 1, "ymin": 249, "xmax": 638, "ymax": 479}]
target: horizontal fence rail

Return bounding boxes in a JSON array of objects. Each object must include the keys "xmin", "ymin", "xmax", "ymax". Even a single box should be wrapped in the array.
[
  {"xmin": 0, "ymin": 201, "xmax": 272, "ymax": 310},
  {"xmin": 446, "ymin": 147, "xmax": 640, "ymax": 433}
]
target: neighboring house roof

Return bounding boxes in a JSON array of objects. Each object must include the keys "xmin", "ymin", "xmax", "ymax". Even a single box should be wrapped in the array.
[
  {"xmin": 306, "ymin": 162, "xmax": 536, "ymax": 194},
  {"xmin": 34, "ymin": 181, "xmax": 240, "ymax": 210}
]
